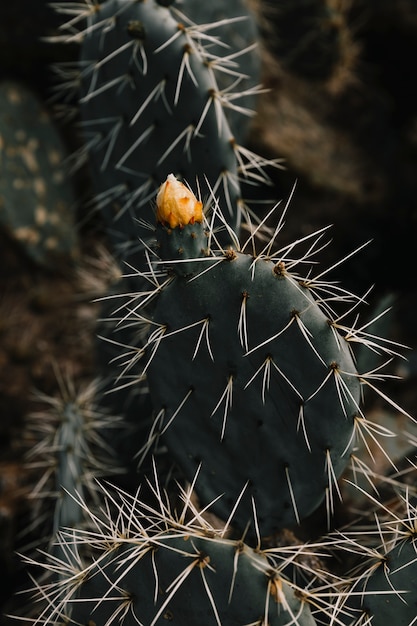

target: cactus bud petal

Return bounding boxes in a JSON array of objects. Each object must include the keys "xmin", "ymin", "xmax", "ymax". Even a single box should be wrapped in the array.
[{"xmin": 156, "ymin": 174, "xmax": 203, "ymax": 228}]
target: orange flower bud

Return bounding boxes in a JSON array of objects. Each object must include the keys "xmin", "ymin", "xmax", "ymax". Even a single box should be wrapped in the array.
[{"xmin": 156, "ymin": 174, "xmax": 203, "ymax": 228}]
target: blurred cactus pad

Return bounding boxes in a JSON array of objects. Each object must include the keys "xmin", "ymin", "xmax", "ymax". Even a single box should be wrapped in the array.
[
  {"xmin": 0, "ymin": 81, "xmax": 78, "ymax": 266},
  {"xmin": 73, "ymin": 0, "xmax": 269, "ymax": 267}
]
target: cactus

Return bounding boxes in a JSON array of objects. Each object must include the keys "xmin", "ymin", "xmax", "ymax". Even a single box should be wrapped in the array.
[
  {"xmin": 19, "ymin": 467, "xmax": 325, "ymax": 625},
  {"xmin": 329, "ymin": 491, "xmax": 417, "ymax": 625},
  {"xmin": 111, "ymin": 174, "xmax": 409, "ymax": 539},
  {"xmin": 343, "ymin": 536, "xmax": 417, "ymax": 625},
  {"xmin": 51, "ymin": 0, "xmax": 277, "ymax": 494},
  {"xmin": 23, "ymin": 372, "xmax": 125, "ymax": 550},
  {"xmin": 170, "ymin": 0, "xmax": 261, "ymax": 140},
  {"xmin": 4, "ymin": 1, "xmax": 417, "ymax": 625},
  {"xmin": 55, "ymin": 0, "xmax": 275, "ymax": 268}
]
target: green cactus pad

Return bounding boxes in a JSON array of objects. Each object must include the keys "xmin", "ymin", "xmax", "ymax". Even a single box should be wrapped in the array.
[
  {"xmin": 123, "ymin": 179, "xmax": 364, "ymax": 535},
  {"xmin": 24, "ymin": 377, "xmax": 125, "ymax": 551},
  {"xmin": 71, "ymin": 534, "xmax": 317, "ymax": 625},
  {"xmin": 143, "ymin": 246, "xmax": 360, "ymax": 535},
  {"xmin": 74, "ymin": 0, "xmax": 271, "ymax": 263},
  {"xmin": 172, "ymin": 0, "xmax": 261, "ymax": 137},
  {"xmin": 25, "ymin": 480, "xmax": 318, "ymax": 625},
  {"xmin": 340, "ymin": 534, "xmax": 417, "ymax": 625}
]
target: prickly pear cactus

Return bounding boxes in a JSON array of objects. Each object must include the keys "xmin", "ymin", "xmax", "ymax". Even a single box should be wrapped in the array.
[
  {"xmin": 121, "ymin": 175, "xmax": 365, "ymax": 536},
  {"xmin": 7, "ymin": 2, "xmax": 417, "ymax": 624},
  {"xmin": 69, "ymin": 0, "xmax": 269, "ymax": 264},
  {"xmin": 346, "ymin": 538, "xmax": 417, "ymax": 624},
  {"xmin": 174, "ymin": 0, "xmax": 261, "ymax": 134},
  {"xmin": 73, "ymin": 535, "xmax": 317, "ymax": 625},
  {"xmin": 21, "ymin": 475, "xmax": 319, "ymax": 625}
]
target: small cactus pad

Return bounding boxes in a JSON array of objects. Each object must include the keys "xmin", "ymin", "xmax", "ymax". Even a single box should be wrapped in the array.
[
  {"xmin": 71, "ymin": 534, "xmax": 317, "ymax": 625},
  {"xmin": 340, "ymin": 533, "xmax": 417, "ymax": 625}
]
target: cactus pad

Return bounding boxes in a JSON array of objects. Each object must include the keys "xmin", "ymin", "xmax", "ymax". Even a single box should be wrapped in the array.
[{"xmin": 123, "ymin": 176, "xmax": 364, "ymax": 536}]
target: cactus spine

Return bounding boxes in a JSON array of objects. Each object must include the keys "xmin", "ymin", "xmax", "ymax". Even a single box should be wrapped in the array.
[
  {"xmin": 24, "ymin": 374, "xmax": 124, "ymax": 550},
  {"xmin": 331, "ymin": 492, "xmax": 417, "ymax": 625}
]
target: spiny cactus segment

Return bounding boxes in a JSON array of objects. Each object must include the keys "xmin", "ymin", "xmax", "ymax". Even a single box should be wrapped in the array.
[
  {"xmin": 111, "ymin": 174, "xmax": 410, "ymax": 538},
  {"xmin": 6, "ymin": 1, "xmax": 417, "ymax": 624},
  {"xmin": 170, "ymin": 0, "xmax": 261, "ymax": 139},
  {"xmin": 327, "ymin": 490, "xmax": 417, "ymax": 625},
  {"xmin": 344, "ymin": 536, "xmax": 417, "ymax": 625},
  {"xmin": 52, "ymin": 0, "xmax": 278, "ymax": 266},
  {"xmin": 19, "ymin": 467, "xmax": 326, "ymax": 625},
  {"xmin": 24, "ymin": 372, "xmax": 125, "ymax": 546}
]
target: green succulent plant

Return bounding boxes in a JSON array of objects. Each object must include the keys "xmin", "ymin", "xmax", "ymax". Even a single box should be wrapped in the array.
[{"xmin": 6, "ymin": 2, "xmax": 417, "ymax": 625}]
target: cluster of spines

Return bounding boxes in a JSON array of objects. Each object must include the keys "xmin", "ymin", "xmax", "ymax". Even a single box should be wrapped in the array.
[
  {"xmin": 18, "ymin": 464, "xmax": 417, "ymax": 625},
  {"xmin": 14, "ymin": 176, "xmax": 412, "ymax": 620},
  {"xmin": 325, "ymin": 488, "xmax": 417, "ymax": 625},
  {"xmin": 16, "ymin": 465, "xmax": 333, "ymax": 625}
]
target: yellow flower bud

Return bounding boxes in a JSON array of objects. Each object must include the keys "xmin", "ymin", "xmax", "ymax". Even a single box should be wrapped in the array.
[{"xmin": 156, "ymin": 174, "xmax": 203, "ymax": 228}]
